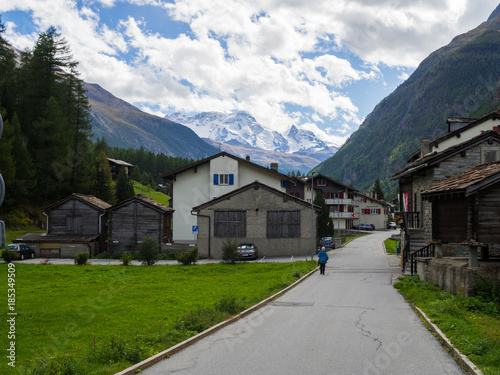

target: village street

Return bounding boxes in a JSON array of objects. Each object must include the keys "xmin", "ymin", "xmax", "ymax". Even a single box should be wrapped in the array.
[{"xmin": 139, "ymin": 231, "xmax": 465, "ymax": 375}]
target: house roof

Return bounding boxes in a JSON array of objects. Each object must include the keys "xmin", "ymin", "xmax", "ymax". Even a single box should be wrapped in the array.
[
  {"xmin": 299, "ymin": 173, "xmax": 357, "ymax": 192},
  {"xmin": 421, "ymin": 160, "xmax": 500, "ymax": 198},
  {"xmin": 14, "ymin": 233, "xmax": 100, "ymax": 244},
  {"xmin": 161, "ymin": 151, "xmax": 293, "ymax": 182},
  {"xmin": 45, "ymin": 193, "xmax": 112, "ymax": 212},
  {"xmin": 108, "ymin": 194, "xmax": 174, "ymax": 213},
  {"xmin": 391, "ymin": 130, "xmax": 500, "ymax": 180},
  {"xmin": 192, "ymin": 181, "xmax": 321, "ymax": 211},
  {"xmin": 430, "ymin": 111, "xmax": 500, "ymax": 148},
  {"xmin": 107, "ymin": 158, "xmax": 134, "ymax": 167}
]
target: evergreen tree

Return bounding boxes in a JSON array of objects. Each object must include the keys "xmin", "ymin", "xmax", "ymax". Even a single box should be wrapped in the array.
[
  {"xmin": 31, "ymin": 97, "xmax": 71, "ymax": 201},
  {"xmin": 9, "ymin": 114, "xmax": 35, "ymax": 203},
  {"xmin": 373, "ymin": 179, "xmax": 385, "ymax": 200},
  {"xmin": 115, "ymin": 167, "xmax": 135, "ymax": 203},
  {"xmin": 314, "ymin": 192, "xmax": 334, "ymax": 238},
  {"xmin": 92, "ymin": 151, "xmax": 115, "ymax": 204},
  {"xmin": 0, "ymin": 116, "xmax": 16, "ymax": 207}
]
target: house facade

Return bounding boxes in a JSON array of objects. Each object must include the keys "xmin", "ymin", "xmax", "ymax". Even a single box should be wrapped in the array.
[
  {"xmin": 106, "ymin": 194, "xmax": 174, "ymax": 254},
  {"xmin": 14, "ymin": 194, "xmax": 111, "ymax": 258},
  {"xmin": 162, "ymin": 152, "xmax": 292, "ymax": 244},
  {"xmin": 289, "ymin": 174, "xmax": 390, "ymax": 230},
  {"xmin": 392, "ymin": 130, "xmax": 500, "ymax": 247},
  {"xmin": 421, "ymin": 161, "xmax": 500, "ymax": 258},
  {"xmin": 192, "ymin": 181, "xmax": 320, "ymax": 258}
]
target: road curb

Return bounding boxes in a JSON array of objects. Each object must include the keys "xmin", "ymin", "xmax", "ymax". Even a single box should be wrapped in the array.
[
  {"xmin": 115, "ymin": 266, "xmax": 319, "ymax": 375},
  {"xmin": 411, "ymin": 304, "xmax": 484, "ymax": 375}
]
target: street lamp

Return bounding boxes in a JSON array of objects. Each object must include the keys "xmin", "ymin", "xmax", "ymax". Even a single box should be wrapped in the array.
[{"xmin": 311, "ymin": 172, "xmax": 316, "ymax": 261}]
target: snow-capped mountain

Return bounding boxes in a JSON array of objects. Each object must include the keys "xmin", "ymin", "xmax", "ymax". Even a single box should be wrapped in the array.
[{"xmin": 165, "ymin": 111, "xmax": 338, "ymax": 155}]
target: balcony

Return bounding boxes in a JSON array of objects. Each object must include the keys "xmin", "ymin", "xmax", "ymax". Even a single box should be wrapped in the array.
[
  {"xmin": 325, "ymin": 198, "xmax": 353, "ymax": 205},
  {"xmin": 330, "ymin": 212, "xmax": 358, "ymax": 219}
]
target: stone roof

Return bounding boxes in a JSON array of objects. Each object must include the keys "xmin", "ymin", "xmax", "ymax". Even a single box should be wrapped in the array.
[
  {"xmin": 45, "ymin": 193, "xmax": 112, "ymax": 211},
  {"xmin": 109, "ymin": 194, "xmax": 174, "ymax": 213},
  {"xmin": 391, "ymin": 130, "xmax": 500, "ymax": 180},
  {"xmin": 14, "ymin": 233, "xmax": 100, "ymax": 243},
  {"xmin": 421, "ymin": 160, "xmax": 500, "ymax": 197}
]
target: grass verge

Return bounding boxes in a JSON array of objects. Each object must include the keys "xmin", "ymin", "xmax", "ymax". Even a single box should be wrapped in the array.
[
  {"xmin": 0, "ymin": 261, "xmax": 316, "ymax": 374},
  {"xmin": 384, "ymin": 237, "xmax": 398, "ymax": 254},
  {"xmin": 394, "ymin": 275, "xmax": 500, "ymax": 375},
  {"xmin": 133, "ymin": 181, "xmax": 170, "ymax": 207}
]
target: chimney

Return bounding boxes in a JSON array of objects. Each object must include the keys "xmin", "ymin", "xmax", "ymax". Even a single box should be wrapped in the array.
[
  {"xmin": 420, "ymin": 140, "xmax": 431, "ymax": 158},
  {"xmin": 270, "ymin": 162, "xmax": 278, "ymax": 171},
  {"xmin": 246, "ymin": 155, "xmax": 251, "ymax": 161}
]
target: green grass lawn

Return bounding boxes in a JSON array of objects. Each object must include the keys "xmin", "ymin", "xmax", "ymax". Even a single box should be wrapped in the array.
[
  {"xmin": 383, "ymin": 237, "xmax": 398, "ymax": 254},
  {"xmin": 0, "ymin": 261, "xmax": 316, "ymax": 374},
  {"xmin": 395, "ymin": 276, "xmax": 500, "ymax": 375},
  {"xmin": 133, "ymin": 181, "xmax": 170, "ymax": 206}
]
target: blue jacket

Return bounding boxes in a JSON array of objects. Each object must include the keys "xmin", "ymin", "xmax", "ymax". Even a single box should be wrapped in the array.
[{"xmin": 318, "ymin": 250, "xmax": 329, "ymax": 264}]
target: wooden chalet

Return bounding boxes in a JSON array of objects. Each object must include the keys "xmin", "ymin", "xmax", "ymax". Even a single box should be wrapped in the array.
[
  {"xmin": 421, "ymin": 161, "xmax": 500, "ymax": 259},
  {"xmin": 107, "ymin": 158, "xmax": 134, "ymax": 180},
  {"xmin": 106, "ymin": 194, "xmax": 174, "ymax": 254},
  {"xmin": 15, "ymin": 194, "xmax": 111, "ymax": 258}
]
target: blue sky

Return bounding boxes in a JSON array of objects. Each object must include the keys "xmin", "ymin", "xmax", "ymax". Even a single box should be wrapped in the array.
[{"xmin": 0, "ymin": 0, "xmax": 498, "ymax": 148}]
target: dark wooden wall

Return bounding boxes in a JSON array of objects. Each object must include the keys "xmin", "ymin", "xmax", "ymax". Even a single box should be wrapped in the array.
[
  {"xmin": 108, "ymin": 201, "xmax": 164, "ymax": 253},
  {"xmin": 48, "ymin": 199, "xmax": 102, "ymax": 235},
  {"xmin": 432, "ymin": 198, "xmax": 468, "ymax": 243},
  {"xmin": 477, "ymin": 181, "xmax": 500, "ymax": 244}
]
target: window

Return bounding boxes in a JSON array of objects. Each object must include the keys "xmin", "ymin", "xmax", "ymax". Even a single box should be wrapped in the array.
[
  {"xmin": 66, "ymin": 215, "xmax": 81, "ymax": 233},
  {"xmin": 484, "ymin": 150, "xmax": 497, "ymax": 163},
  {"xmin": 213, "ymin": 174, "xmax": 234, "ymax": 186},
  {"xmin": 267, "ymin": 210, "xmax": 300, "ymax": 238},
  {"xmin": 317, "ymin": 179, "xmax": 326, "ymax": 186},
  {"xmin": 214, "ymin": 210, "xmax": 246, "ymax": 237}
]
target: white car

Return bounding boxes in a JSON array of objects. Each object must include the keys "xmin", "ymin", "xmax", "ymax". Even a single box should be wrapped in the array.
[{"xmin": 388, "ymin": 222, "xmax": 397, "ymax": 229}]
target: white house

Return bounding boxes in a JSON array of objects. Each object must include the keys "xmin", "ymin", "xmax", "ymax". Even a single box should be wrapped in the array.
[{"xmin": 162, "ymin": 152, "xmax": 292, "ymax": 243}]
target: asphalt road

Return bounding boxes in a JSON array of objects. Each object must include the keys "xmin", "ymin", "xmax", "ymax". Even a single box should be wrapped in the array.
[{"xmin": 141, "ymin": 231, "xmax": 465, "ymax": 375}]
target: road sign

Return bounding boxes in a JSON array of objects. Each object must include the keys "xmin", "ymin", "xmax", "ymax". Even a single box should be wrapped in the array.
[{"xmin": 192, "ymin": 225, "xmax": 199, "ymax": 234}]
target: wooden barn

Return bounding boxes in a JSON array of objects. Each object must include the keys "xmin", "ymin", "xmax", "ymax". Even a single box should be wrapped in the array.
[
  {"xmin": 106, "ymin": 194, "xmax": 174, "ymax": 254},
  {"xmin": 15, "ymin": 194, "xmax": 111, "ymax": 258},
  {"xmin": 107, "ymin": 158, "xmax": 134, "ymax": 180},
  {"xmin": 421, "ymin": 161, "xmax": 500, "ymax": 259}
]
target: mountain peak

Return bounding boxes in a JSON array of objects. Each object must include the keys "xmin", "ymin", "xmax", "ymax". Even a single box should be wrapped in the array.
[{"xmin": 488, "ymin": 3, "xmax": 500, "ymax": 22}]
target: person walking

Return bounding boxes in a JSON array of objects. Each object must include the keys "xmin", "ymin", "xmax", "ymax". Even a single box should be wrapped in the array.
[{"xmin": 317, "ymin": 246, "xmax": 329, "ymax": 275}]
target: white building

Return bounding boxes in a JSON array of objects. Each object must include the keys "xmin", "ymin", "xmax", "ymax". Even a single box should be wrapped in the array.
[{"xmin": 162, "ymin": 152, "xmax": 291, "ymax": 243}]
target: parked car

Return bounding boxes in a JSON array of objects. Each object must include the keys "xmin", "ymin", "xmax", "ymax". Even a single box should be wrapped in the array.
[
  {"xmin": 6, "ymin": 243, "xmax": 35, "ymax": 260},
  {"xmin": 388, "ymin": 221, "xmax": 397, "ymax": 229},
  {"xmin": 237, "ymin": 243, "xmax": 258, "ymax": 260},
  {"xmin": 319, "ymin": 237, "xmax": 334, "ymax": 249},
  {"xmin": 369, "ymin": 224, "xmax": 375, "ymax": 230},
  {"xmin": 357, "ymin": 223, "xmax": 373, "ymax": 231}
]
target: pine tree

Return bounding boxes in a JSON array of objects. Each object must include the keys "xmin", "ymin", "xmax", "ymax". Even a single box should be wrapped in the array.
[
  {"xmin": 9, "ymin": 114, "xmax": 35, "ymax": 203},
  {"xmin": 314, "ymin": 192, "xmax": 334, "ymax": 238},
  {"xmin": 115, "ymin": 167, "xmax": 135, "ymax": 203},
  {"xmin": 0, "ymin": 116, "xmax": 16, "ymax": 207},
  {"xmin": 373, "ymin": 179, "xmax": 385, "ymax": 200},
  {"xmin": 92, "ymin": 151, "xmax": 116, "ymax": 204}
]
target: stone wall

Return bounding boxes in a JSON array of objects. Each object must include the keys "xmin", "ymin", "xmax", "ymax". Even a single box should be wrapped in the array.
[{"xmin": 417, "ymin": 257, "xmax": 500, "ymax": 297}]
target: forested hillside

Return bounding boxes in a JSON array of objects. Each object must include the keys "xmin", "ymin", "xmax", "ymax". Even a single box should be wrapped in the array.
[
  {"xmin": 315, "ymin": 13, "xmax": 500, "ymax": 197},
  {"xmin": 0, "ymin": 22, "xmax": 192, "ymax": 222}
]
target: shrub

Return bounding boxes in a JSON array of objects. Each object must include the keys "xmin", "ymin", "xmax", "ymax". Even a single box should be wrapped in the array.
[
  {"xmin": 137, "ymin": 237, "xmax": 160, "ymax": 265},
  {"xmin": 93, "ymin": 251, "xmax": 111, "ymax": 259},
  {"xmin": 159, "ymin": 251, "xmax": 179, "ymax": 260},
  {"xmin": 177, "ymin": 247, "xmax": 198, "ymax": 265},
  {"xmin": 221, "ymin": 238, "xmax": 240, "ymax": 264},
  {"xmin": 214, "ymin": 295, "xmax": 245, "ymax": 315},
  {"xmin": 120, "ymin": 252, "xmax": 133, "ymax": 266},
  {"xmin": 74, "ymin": 252, "xmax": 89, "ymax": 265},
  {"xmin": 2, "ymin": 249, "xmax": 19, "ymax": 263}
]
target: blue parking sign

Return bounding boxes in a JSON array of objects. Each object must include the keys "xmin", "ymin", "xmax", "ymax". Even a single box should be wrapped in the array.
[{"xmin": 192, "ymin": 225, "xmax": 199, "ymax": 234}]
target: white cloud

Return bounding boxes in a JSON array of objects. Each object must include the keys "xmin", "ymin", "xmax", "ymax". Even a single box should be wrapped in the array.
[{"xmin": 1, "ymin": 0, "xmax": 498, "ymax": 150}]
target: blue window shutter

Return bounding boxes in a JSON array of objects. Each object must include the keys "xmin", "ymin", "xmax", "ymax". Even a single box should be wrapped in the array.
[
  {"xmin": 282, "ymin": 180, "xmax": 287, "ymax": 188},
  {"xmin": 229, "ymin": 174, "xmax": 234, "ymax": 185},
  {"xmin": 213, "ymin": 174, "xmax": 219, "ymax": 185}
]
